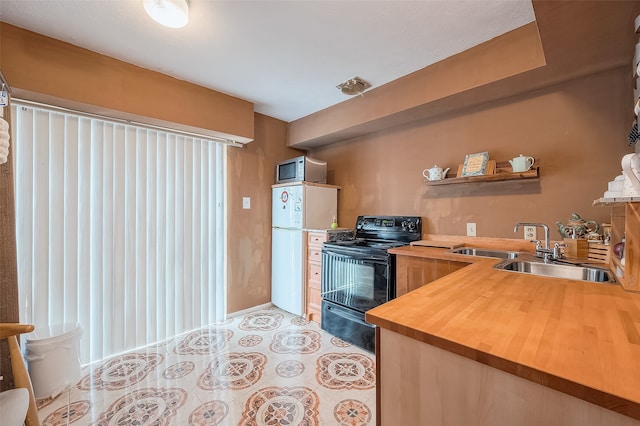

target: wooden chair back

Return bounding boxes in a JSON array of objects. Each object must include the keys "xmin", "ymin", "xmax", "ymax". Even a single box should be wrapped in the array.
[{"xmin": 0, "ymin": 323, "xmax": 40, "ymax": 426}]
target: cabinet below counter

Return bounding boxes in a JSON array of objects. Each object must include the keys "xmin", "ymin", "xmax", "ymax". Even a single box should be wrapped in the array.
[
  {"xmin": 306, "ymin": 231, "xmax": 326, "ymax": 323},
  {"xmin": 369, "ymin": 246, "xmax": 640, "ymax": 425},
  {"xmin": 396, "ymin": 253, "xmax": 470, "ymax": 297}
]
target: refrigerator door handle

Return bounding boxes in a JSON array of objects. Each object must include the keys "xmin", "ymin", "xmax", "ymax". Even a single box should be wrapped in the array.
[{"xmin": 272, "ymin": 226, "xmax": 304, "ymax": 231}]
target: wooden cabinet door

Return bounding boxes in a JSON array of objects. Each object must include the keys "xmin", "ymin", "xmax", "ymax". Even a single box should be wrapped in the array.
[
  {"xmin": 307, "ymin": 231, "xmax": 327, "ymax": 322},
  {"xmin": 396, "ymin": 255, "xmax": 470, "ymax": 297},
  {"xmin": 448, "ymin": 261, "xmax": 469, "ymax": 274},
  {"xmin": 396, "ymin": 256, "xmax": 436, "ymax": 297},
  {"xmin": 624, "ymin": 203, "xmax": 639, "ymax": 291}
]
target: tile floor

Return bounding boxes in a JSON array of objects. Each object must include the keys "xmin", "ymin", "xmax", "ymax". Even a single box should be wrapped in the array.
[{"xmin": 35, "ymin": 306, "xmax": 376, "ymax": 425}]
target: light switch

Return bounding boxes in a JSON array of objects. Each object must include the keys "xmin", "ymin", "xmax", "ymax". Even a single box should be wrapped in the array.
[
  {"xmin": 466, "ymin": 223, "xmax": 477, "ymax": 237},
  {"xmin": 242, "ymin": 197, "xmax": 251, "ymax": 209}
]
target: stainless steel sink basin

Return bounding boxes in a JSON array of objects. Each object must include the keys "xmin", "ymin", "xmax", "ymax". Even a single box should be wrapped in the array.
[
  {"xmin": 494, "ymin": 259, "xmax": 616, "ymax": 284},
  {"xmin": 447, "ymin": 247, "xmax": 521, "ymax": 259}
]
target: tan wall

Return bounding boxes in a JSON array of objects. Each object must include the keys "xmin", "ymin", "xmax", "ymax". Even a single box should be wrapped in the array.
[
  {"xmin": 311, "ymin": 67, "xmax": 632, "ymax": 239},
  {"xmin": 0, "ymin": 23, "xmax": 254, "ymax": 142},
  {"xmin": 288, "ymin": 22, "xmax": 546, "ymax": 148},
  {"xmin": 227, "ymin": 114, "xmax": 302, "ymax": 313},
  {"xmin": 0, "ymin": 23, "xmax": 302, "ymax": 315},
  {"xmin": 289, "ymin": 2, "xmax": 640, "ymax": 149},
  {"xmin": 2, "ymin": 3, "xmax": 637, "ymax": 317}
]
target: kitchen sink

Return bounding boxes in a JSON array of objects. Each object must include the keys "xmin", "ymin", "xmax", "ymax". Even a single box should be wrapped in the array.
[
  {"xmin": 494, "ymin": 259, "xmax": 616, "ymax": 284},
  {"xmin": 447, "ymin": 247, "xmax": 521, "ymax": 259}
]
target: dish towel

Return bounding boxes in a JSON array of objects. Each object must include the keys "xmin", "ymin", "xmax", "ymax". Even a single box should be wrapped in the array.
[
  {"xmin": 0, "ymin": 117, "xmax": 10, "ymax": 164},
  {"xmin": 628, "ymin": 121, "xmax": 639, "ymax": 147}
]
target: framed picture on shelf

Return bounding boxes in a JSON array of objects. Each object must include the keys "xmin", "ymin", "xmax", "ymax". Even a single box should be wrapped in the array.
[{"xmin": 461, "ymin": 151, "xmax": 490, "ymax": 177}]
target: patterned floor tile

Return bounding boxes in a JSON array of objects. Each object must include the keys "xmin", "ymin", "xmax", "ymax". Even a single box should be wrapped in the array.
[
  {"xmin": 187, "ymin": 399, "xmax": 230, "ymax": 425},
  {"xmin": 41, "ymin": 306, "xmax": 376, "ymax": 425},
  {"xmin": 237, "ymin": 334, "xmax": 264, "ymax": 347},
  {"xmin": 275, "ymin": 360, "xmax": 306, "ymax": 378},
  {"xmin": 78, "ymin": 353, "xmax": 165, "ymax": 390},
  {"xmin": 290, "ymin": 316, "xmax": 311, "ymax": 327},
  {"xmin": 163, "ymin": 360, "xmax": 196, "ymax": 380},
  {"xmin": 270, "ymin": 329, "xmax": 323, "ymax": 354},
  {"xmin": 162, "ymin": 392, "xmax": 210, "ymax": 426},
  {"xmin": 316, "ymin": 352, "xmax": 376, "ymax": 390},
  {"xmin": 41, "ymin": 400, "xmax": 92, "ymax": 426},
  {"xmin": 36, "ymin": 394, "xmax": 62, "ymax": 411},
  {"xmin": 174, "ymin": 329, "xmax": 234, "ymax": 355},
  {"xmin": 239, "ymin": 386, "xmax": 320, "ymax": 425},
  {"xmin": 36, "ymin": 390, "xmax": 71, "ymax": 424},
  {"xmin": 91, "ymin": 387, "xmax": 188, "ymax": 425},
  {"xmin": 197, "ymin": 352, "xmax": 267, "ymax": 390},
  {"xmin": 239, "ymin": 311, "xmax": 285, "ymax": 331},
  {"xmin": 333, "ymin": 398, "xmax": 374, "ymax": 426}
]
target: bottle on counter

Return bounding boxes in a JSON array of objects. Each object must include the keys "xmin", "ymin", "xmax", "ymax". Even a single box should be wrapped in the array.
[{"xmin": 331, "ymin": 216, "xmax": 338, "ymax": 229}]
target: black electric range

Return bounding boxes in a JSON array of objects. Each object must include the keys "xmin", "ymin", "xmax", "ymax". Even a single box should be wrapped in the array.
[{"xmin": 320, "ymin": 215, "xmax": 422, "ymax": 352}]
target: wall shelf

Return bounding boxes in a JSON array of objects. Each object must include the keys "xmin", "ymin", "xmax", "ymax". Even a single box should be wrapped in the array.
[
  {"xmin": 593, "ymin": 196, "xmax": 640, "ymax": 206},
  {"xmin": 594, "ymin": 202, "xmax": 639, "ymax": 293},
  {"xmin": 425, "ymin": 166, "xmax": 539, "ymax": 186}
]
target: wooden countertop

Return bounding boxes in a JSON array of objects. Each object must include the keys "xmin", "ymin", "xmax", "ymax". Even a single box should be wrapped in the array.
[{"xmin": 367, "ymin": 246, "xmax": 640, "ymax": 420}]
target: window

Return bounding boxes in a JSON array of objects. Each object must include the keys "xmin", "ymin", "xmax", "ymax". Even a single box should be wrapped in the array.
[{"xmin": 11, "ymin": 101, "xmax": 226, "ymax": 364}]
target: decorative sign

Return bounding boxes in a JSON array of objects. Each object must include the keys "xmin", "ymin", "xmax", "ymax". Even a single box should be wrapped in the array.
[{"xmin": 461, "ymin": 151, "xmax": 490, "ymax": 177}]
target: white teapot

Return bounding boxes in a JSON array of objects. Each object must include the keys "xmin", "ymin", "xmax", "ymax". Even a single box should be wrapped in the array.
[
  {"xmin": 423, "ymin": 165, "xmax": 450, "ymax": 181},
  {"xmin": 509, "ymin": 154, "xmax": 534, "ymax": 172},
  {"xmin": 622, "ymin": 153, "xmax": 640, "ymax": 196}
]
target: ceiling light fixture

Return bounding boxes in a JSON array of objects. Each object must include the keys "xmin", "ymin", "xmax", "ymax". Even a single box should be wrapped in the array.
[
  {"xmin": 143, "ymin": 0, "xmax": 189, "ymax": 28},
  {"xmin": 336, "ymin": 76, "xmax": 372, "ymax": 96}
]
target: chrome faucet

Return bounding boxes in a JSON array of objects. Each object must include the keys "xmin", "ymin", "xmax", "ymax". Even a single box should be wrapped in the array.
[{"xmin": 514, "ymin": 222, "xmax": 553, "ymax": 262}]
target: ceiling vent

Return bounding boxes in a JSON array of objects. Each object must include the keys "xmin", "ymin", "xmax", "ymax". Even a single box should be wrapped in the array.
[{"xmin": 336, "ymin": 77, "xmax": 371, "ymax": 96}]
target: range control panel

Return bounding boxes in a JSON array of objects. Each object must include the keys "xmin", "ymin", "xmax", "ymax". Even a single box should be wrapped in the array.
[{"xmin": 355, "ymin": 216, "xmax": 422, "ymax": 242}]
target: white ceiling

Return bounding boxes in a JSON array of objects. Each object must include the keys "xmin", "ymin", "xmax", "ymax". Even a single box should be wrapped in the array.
[{"xmin": 0, "ymin": 0, "xmax": 535, "ymax": 122}]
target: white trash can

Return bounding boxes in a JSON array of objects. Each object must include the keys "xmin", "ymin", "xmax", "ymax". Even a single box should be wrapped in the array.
[{"xmin": 25, "ymin": 323, "xmax": 82, "ymax": 399}]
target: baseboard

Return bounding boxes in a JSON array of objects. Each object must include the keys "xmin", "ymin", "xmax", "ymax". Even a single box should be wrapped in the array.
[{"xmin": 226, "ymin": 302, "xmax": 274, "ymax": 318}]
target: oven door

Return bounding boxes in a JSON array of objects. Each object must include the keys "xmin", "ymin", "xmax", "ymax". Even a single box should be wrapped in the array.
[
  {"xmin": 322, "ymin": 300, "xmax": 376, "ymax": 352},
  {"xmin": 321, "ymin": 247, "xmax": 392, "ymax": 312}
]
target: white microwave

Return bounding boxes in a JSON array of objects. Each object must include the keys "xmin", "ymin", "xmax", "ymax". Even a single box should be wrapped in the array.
[{"xmin": 275, "ymin": 156, "xmax": 327, "ymax": 184}]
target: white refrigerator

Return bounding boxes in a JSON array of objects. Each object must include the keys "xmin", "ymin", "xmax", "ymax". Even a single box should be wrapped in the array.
[{"xmin": 271, "ymin": 183, "xmax": 337, "ymax": 316}]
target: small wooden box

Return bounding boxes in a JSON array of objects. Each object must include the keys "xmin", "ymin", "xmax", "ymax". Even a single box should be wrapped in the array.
[
  {"xmin": 587, "ymin": 243, "xmax": 610, "ymax": 264},
  {"xmin": 563, "ymin": 238, "xmax": 588, "ymax": 259}
]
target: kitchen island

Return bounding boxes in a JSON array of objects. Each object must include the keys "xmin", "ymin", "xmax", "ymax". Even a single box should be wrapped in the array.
[{"xmin": 366, "ymin": 245, "xmax": 640, "ymax": 425}]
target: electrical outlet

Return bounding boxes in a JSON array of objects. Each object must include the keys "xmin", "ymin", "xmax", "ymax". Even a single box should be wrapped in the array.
[
  {"xmin": 524, "ymin": 226, "xmax": 536, "ymax": 240},
  {"xmin": 242, "ymin": 197, "xmax": 251, "ymax": 209},
  {"xmin": 466, "ymin": 222, "xmax": 477, "ymax": 237}
]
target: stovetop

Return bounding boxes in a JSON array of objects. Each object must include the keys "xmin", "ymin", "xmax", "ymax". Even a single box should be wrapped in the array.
[
  {"xmin": 323, "ymin": 238, "xmax": 408, "ymax": 251},
  {"xmin": 322, "ymin": 215, "xmax": 422, "ymax": 253}
]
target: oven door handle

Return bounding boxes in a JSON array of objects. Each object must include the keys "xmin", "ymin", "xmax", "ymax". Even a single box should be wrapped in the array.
[
  {"xmin": 325, "ymin": 304, "xmax": 376, "ymax": 329},
  {"xmin": 322, "ymin": 249, "xmax": 388, "ymax": 262}
]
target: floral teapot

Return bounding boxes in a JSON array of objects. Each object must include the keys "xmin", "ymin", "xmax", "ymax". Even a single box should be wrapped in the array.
[
  {"xmin": 556, "ymin": 213, "xmax": 599, "ymax": 239},
  {"xmin": 422, "ymin": 165, "xmax": 450, "ymax": 181}
]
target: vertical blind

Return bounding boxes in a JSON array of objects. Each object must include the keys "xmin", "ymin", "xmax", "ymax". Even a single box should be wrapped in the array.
[{"xmin": 11, "ymin": 102, "xmax": 226, "ymax": 364}]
